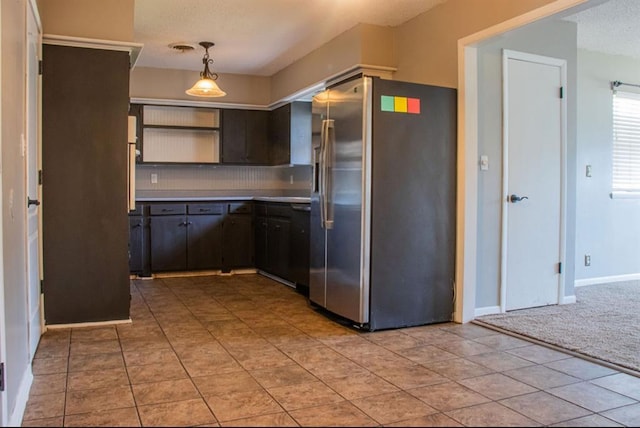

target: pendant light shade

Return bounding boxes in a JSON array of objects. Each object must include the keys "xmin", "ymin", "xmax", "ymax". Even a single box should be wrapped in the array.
[{"xmin": 186, "ymin": 41, "xmax": 226, "ymax": 97}]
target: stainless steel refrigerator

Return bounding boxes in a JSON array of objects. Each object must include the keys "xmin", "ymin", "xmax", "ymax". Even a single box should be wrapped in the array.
[{"xmin": 309, "ymin": 75, "xmax": 456, "ymax": 331}]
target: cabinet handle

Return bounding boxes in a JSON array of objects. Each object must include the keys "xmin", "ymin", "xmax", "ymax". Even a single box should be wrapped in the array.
[
  {"xmin": 132, "ymin": 223, "xmax": 142, "ymax": 228},
  {"xmin": 161, "ymin": 208, "xmax": 174, "ymax": 212},
  {"xmin": 187, "ymin": 221, "xmax": 193, "ymax": 225},
  {"xmin": 199, "ymin": 208, "xmax": 211, "ymax": 212},
  {"xmin": 275, "ymin": 225, "xmax": 281, "ymax": 230}
]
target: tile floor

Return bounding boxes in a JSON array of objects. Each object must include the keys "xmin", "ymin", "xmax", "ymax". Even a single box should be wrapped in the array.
[{"xmin": 21, "ymin": 274, "xmax": 640, "ymax": 427}]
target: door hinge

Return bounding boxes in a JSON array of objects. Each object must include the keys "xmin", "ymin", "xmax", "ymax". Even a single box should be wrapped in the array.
[
  {"xmin": 0, "ymin": 362, "xmax": 5, "ymax": 392},
  {"xmin": 559, "ymin": 87, "xmax": 564, "ymax": 99},
  {"xmin": 38, "ymin": 60, "xmax": 43, "ymax": 75},
  {"xmin": 38, "ymin": 169, "xmax": 43, "ymax": 185},
  {"xmin": 558, "ymin": 262, "xmax": 562, "ymax": 274}
]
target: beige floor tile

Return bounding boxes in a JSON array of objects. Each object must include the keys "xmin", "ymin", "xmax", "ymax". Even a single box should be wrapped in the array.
[
  {"xmin": 31, "ymin": 357, "xmax": 68, "ymax": 375},
  {"xmin": 232, "ymin": 347, "xmax": 295, "ymax": 371},
  {"xmin": 425, "ymin": 357, "xmax": 494, "ymax": 380},
  {"xmin": 408, "ymin": 381, "xmax": 492, "ymax": 411},
  {"xmin": 138, "ymin": 398, "xmax": 217, "ymax": 427},
  {"xmin": 398, "ymin": 345, "xmax": 459, "ymax": 365},
  {"xmin": 506, "ymin": 344, "xmax": 572, "ymax": 364},
  {"xmin": 601, "ymin": 403, "xmax": 640, "ymax": 427},
  {"xmin": 351, "ymin": 390, "xmax": 438, "ymax": 424},
  {"xmin": 374, "ymin": 364, "xmax": 449, "ymax": 389},
  {"xmin": 288, "ymin": 401, "xmax": 378, "ymax": 427},
  {"xmin": 193, "ymin": 370, "xmax": 262, "ymax": 396},
  {"xmin": 545, "ymin": 357, "xmax": 619, "ymax": 380},
  {"xmin": 323, "ymin": 371, "xmax": 399, "ymax": 400},
  {"xmin": 549, "ymin": 414, "xmax": 624, "ymax": 427},
  {"xmin": 435, "ymin": 339, "xmax": 496, "ymax": 357},
  {"xmin": 467, "ymin": 351, "xmax": 536, "ymax": 372},
  {"xmin": 442, "ymin": 323, "xmax": 497, "ymax": 340},
  {"xmin": 267, "ymin": 380, "xmax": 344, "ymax": 411},
  {"xmin": 384, "ymin": 412, "xmax": 464, "ymax": 427},
  {"xmin": 123, "ymin": 348, "xmax": 180, "ymax": 367},
  {"xmin": 181, "ymin": 355, "xmax": 243, "ymax": 377},
  {"xmin": 503, "ymin": 363, "xmax": 582, "ymax": 389},
  {"xmin": 459, "ymin": 372, "xmax": 538, "ymax": 400},
  {"xmin": 132, "ymin": 378, "xmax": 200, "ymax": 406},
  {"xmin": 68, "ymin": 351, "xmax": 125, "ymax": 372},
  {"xmin": 547, "ymin": 382, "xmax": 637, "ymax": 413},
  {"xmin": 67, "ymin": 367, "xmax": 129, "ymax": 391},
  {"xmin": 473, "ymin": 333, "xmax": 532, "ymax": 350},
  {"xmin": 363, "ymin": 330, "xmax": 426, "ymax": 351},
  {"xmin": 69, "ymin": 339, "xmax": 122, "ymax": 356},
  {"xmin": 20, "ymin": 416, "xmax": 64, "ymax": 427},
  {"xmin": 445, "ymin": 401, "xmax": 541, "ymax": 427},
  {"xmin": 33, "ymin": 341, "xmax": 69, "ymax": 359},
  {"xmin": 591, "ymin": 372, "xmax": 640, "ymax": 400},
  {"xmin": 218, "ymin": 412, "xmax": 298, "ymax": 427},
  {"xmin": 63, "ymin": 407, "xmax": 140, "ymax": 427},
  {"xmin": 500, "ymin": 391, "xmax": 592, "ymax": 425},
  {"xmin": 29, "ymin": 373, "xmax": 66, "ymax": 396},
  {"xmin": 250, "ymin": 364, "xmax": 316, "ymax": 388},
  {"xmin": 205, "ymin": 389, "xmax": 284, "ymax": 422},
  {"xmin": 65, "ymin": 385, "xmax": 135, "ymax": 415},
  {"xmin": 22, "ymin": 392, "xmax": 65, "ymax": 421},
  {"xmin": 127, "ymin": 361, "xmax": 189, "ymax": 384},
  {"xmin": 71, "ymin": 326, "xmax": 118, "ymax": 341}
]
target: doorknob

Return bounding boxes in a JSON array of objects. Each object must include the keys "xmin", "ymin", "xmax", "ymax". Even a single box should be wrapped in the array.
[
  {"xmin": 27, "ymin": 197, "xmax": 40, "ymax": 207},
  {"xmin": 509, "ymin": 194, "xmax": 529, "ymax": 203}
]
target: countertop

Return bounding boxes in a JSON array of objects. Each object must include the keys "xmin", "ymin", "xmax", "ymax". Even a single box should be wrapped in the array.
[{"xmin": 136, "ymin": 190, "xmax": 310, "ymax": 204}]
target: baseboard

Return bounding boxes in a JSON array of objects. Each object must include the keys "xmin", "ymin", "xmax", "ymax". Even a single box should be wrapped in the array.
[
  {"xmin": 474, "ymin": 305, "xmax": 501, "ymax": 317},
  {"xmin": 575, "ymin": 273, "xmax": 640, "ymax": 288},
  {"xmin": 257, "ymin": 271, "xmax": 296, "ymax": 288},
  {"xmin": 10, "ymin": 365, "xmax": 33, "ymax": 428},
  {"xmin": 560, "ymin": 295, "xmax": 576, "ymax": 304},
  {"xmin": 46, "ymin": 318, "xmax": 132, "ymax": 330},
  {"xmin": 148, "ymin": 269, "xmax": 258, "ymax": 279}
]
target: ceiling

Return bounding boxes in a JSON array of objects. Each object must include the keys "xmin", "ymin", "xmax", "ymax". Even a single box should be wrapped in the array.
[
  {"xmin": 133, "ymin": 0, "xmax": 640, "ymax": 78},
  {"xmin": 133, "ymin": 0, "xmax": 447, "ymax": 76}
]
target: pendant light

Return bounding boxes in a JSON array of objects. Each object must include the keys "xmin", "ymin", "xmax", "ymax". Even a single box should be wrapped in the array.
[{"xmin": 186, "ymin": 41, "xmax": 226, "ymax": 97}]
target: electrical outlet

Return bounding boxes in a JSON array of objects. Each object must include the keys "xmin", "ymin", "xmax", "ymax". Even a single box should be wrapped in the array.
[
  {"xmin": 585, "ymin": 254, "xmax": 591, "ymax": 266},
  {"xmin": 586, "ymin": 165, "xmax": 592, "ymax": 177},
  {"xmin": 151, "ymin": 173, "xmax": 158, "ymax": 184},
  {"xmin": 289, "ymin": 174, "xmax": 294, "ymax": 184}
]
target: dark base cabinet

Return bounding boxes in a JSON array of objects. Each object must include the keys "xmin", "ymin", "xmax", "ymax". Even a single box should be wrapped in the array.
[
  {"xmin": 222, "ymin": 203, "xmax": 254, "ymax": 270},
  {"xmin": 290, "ymin": 205, "xmax": 310, "ymax": 287},
  {"xmin": 128, "ymin": 204, "xmax": 150, "ymax": 276}
]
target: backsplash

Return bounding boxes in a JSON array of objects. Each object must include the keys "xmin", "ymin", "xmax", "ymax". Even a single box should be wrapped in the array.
[{"xmin": 135, "ymin": 164, "xmax": 311, "ymax": 193}]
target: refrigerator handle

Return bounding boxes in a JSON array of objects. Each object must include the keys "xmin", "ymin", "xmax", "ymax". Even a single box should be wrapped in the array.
[
  {"xmin": 319, "ymin": 119, "xmax": 328, "ymax": 229},
  {"xmin": 323, "ymin": 119, "xmax": 335, "ymax": 230}
]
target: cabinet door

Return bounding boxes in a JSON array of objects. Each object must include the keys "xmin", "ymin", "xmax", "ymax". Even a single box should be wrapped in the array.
[
  {"xmin": 268, "ymin": 217, "xmax": 291, "ymax": 280},
  {"xmin": 222, "ymin": 214, "xmax": 253, "ymax": 269},
  {"xmin": 290, "ymin": 208, "xmax": 310, "ymax": 286},
  {"xmin": 221, "ymin": 109, "xmax": 247, "ymax": 163},
  {"xmin": 150, "ymin": 215, "xmax": 187, "ymax": 272},
  {"xmin": 254, "ymin": 215, "xmax": 269, "ymax": 271},
  {"xmin": 246, "ymin": 110, "xmax": 269, "ymax": 164},
  {"xmin": 129, "ymin": 216, "xmax": 144, "ymax": 273},
  {"xmin": 187, "ymin": 214, "xmax": 223, "ymax": 270},
  {"xmin": 269, "ymin": 104, "xmax": 291, "ymax": 165}
]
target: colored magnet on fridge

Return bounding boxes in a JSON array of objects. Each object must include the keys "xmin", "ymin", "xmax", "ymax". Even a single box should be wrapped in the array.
[
  {"xmin": 407, "ymin": 98, "xmax": 420, "ymax": 114},
  {"xmin": 381, "ymin": 96, "xmax": 395, "ymax": 112},
  {"xmin": 394, "ymin": 97, "xmax": 408, "ymax": 113}
]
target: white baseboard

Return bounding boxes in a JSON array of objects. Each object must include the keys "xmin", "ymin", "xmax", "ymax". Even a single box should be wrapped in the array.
[
  {"xmin": 574, "ymin": 273, "xmax": 640, "ymax": 288},
  {"xmin": 47, "ymin": 318, "xmax": 132, "ymax": 330},
  {"xmin": 10, "ymin": 365, "xmax": 33, "ymax": 428},
  {"xmin": 560, "ymin": 295, "xmax": 576, "ymax": 304},
  {"xmin": 474, "ymin": 305, "xmax": 501, "ymax": 317}
]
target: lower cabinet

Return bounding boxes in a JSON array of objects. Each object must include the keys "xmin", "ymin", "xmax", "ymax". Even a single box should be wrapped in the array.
[
  {"xmin": 290, "ymin": 205, "xmax": 310, "ymax": 287},
  {"xmin": 146, "ymin": 201, "xmax": 252, "ymax": 273}
]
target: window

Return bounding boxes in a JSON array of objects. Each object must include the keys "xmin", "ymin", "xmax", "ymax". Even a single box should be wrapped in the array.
[{"xmin": 612, "ymin": 90, "xmax": 640, "ymax": 197}]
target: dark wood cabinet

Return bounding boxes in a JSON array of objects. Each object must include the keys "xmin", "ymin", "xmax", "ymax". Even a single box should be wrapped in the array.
[
  {"xmin": 290, "ymin": 205, "xmax": 310, "ymax": 287},
  {"xmin": 254, "ymin": 214, "xmax": 269, "ymax": 271},
  {"xmin": 150, "ymin": 213, "xmax": 188, "ymax": 272},
  {"xmin": 268, "ymin": 101, "xmax": 312, "ymax": 165},
  {"xmin": 268, "ymin": 217, "xmax": 291, "ymax": 280},
  {"xmin": 187, "ymin": 204, "xmax": 224, "ymax": 270},
  {"xmin": 221, "ymin": 109, "xmax": 269, "ymax": 164},
  {"xmin": 222, "ymin": 210, "xmax": 254, "ymax": 269}
]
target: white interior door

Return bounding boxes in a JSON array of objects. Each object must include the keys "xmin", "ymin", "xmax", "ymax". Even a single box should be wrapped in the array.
[
  {"xmin": 25, "ymin": 1, "xmax": 43, "ymax": 359},
  {"xmin": 502, "ymin": 50, "xmax": 566, "ymax": 312}
]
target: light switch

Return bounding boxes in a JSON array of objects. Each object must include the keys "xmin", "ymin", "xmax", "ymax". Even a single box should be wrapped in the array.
[
  {"xmin": 480, "ymin": 155, "xmax": 489, "ymax": 171},
  {"xmin": 151, "ymin": 173, "xmax": 158, "ymax": 184},
  {"xmin": 586, "ymin": 165, "xmax": 592, "ymax": 177}
]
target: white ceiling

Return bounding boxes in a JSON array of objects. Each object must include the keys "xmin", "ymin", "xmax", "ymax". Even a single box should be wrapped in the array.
[
  {"xmin": 133, "ymin": 0, "xmax": 640, "ymax": 78},
  {"xmin": 133, "ymin": 0, "xmax": 446, "ymax": 76}
]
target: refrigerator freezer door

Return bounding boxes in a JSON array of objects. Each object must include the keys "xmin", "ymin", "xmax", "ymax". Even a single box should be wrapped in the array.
[{"xmin": 324, "ymin": 77, "xmax": 371, "ymax": 325}]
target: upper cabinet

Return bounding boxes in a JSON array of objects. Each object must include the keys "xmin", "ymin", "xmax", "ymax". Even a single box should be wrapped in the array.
[
  {"xmin": 130, "ymin": 101, "xmax": 311, "ymax": 166},
  {"xmin": 221, "ymin": 109, "xmax": 270, "ymax": 164},
  {"xmin": 269, "ymin": 101, "xmax": 312, "ymax": 165},
  {"xmin": 133, "ymin": 104, "xmax": 221, "ymax": 164}
]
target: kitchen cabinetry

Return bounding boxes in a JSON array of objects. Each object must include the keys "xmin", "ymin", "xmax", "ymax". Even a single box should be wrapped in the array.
[
  {"xmin": 132, "ymin": 104, "xmax": 221, "ymax": 164},
  {"xmin": 221, "ymin": 109, "xmax": 269, "ymax": 164},
  {"xmin": 147, "ymin": 201, "xmax": 251, "ymax": 273},
  {"xmin": 128, "ymin": 203, "xmax": 150, "ymax": 276},
  {"xmin": 254, "ymin": 202, "xmax": 310, "ymax": 287},
  {"xmin": 269, "ymin": 101, "xmax": 312, "ymax": 165}
]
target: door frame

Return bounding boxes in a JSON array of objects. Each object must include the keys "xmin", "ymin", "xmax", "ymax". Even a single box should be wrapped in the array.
[
  {"xmin": 500, "ymin": 49, "xmax": 568, "ymax": 312},
  {"xmin": 454, "ymin": 0, "xmax": 587, "ymax": 322}
]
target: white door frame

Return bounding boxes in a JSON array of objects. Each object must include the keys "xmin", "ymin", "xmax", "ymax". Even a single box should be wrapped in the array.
[
  {"xmin": 0, "ymin": 0, "xmax": 6, "ymax": 422},
  {"xmin": 453, "ymin": 0, "xmax": 587, "ymax": 322},
  {"xmin": 500, "ymin": 49, "xmax": 568, "ymax": 312}
]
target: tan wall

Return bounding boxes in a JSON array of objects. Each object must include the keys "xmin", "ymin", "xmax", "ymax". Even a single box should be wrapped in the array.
[
  {"xmin": 393, "ymin": 0, "xmax": 558, "ymax": 87},
  {"xmin": 37, "ymin": 0, "xmax": 134, "ymax": 41},
  {"xmin": 130, "ymin": 67, "xmax": 271, "ymax": 106}
]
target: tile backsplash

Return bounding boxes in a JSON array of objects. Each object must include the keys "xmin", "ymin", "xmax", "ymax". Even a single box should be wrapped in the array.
[{"xmin": 136, "ymin": 164, "xmax": 311, "ymax": 193}]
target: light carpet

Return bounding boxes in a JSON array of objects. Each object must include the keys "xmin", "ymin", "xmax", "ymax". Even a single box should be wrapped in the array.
[{"xmin": 474, "ymin": 280, "xmax": 640, "ymax": 374}]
